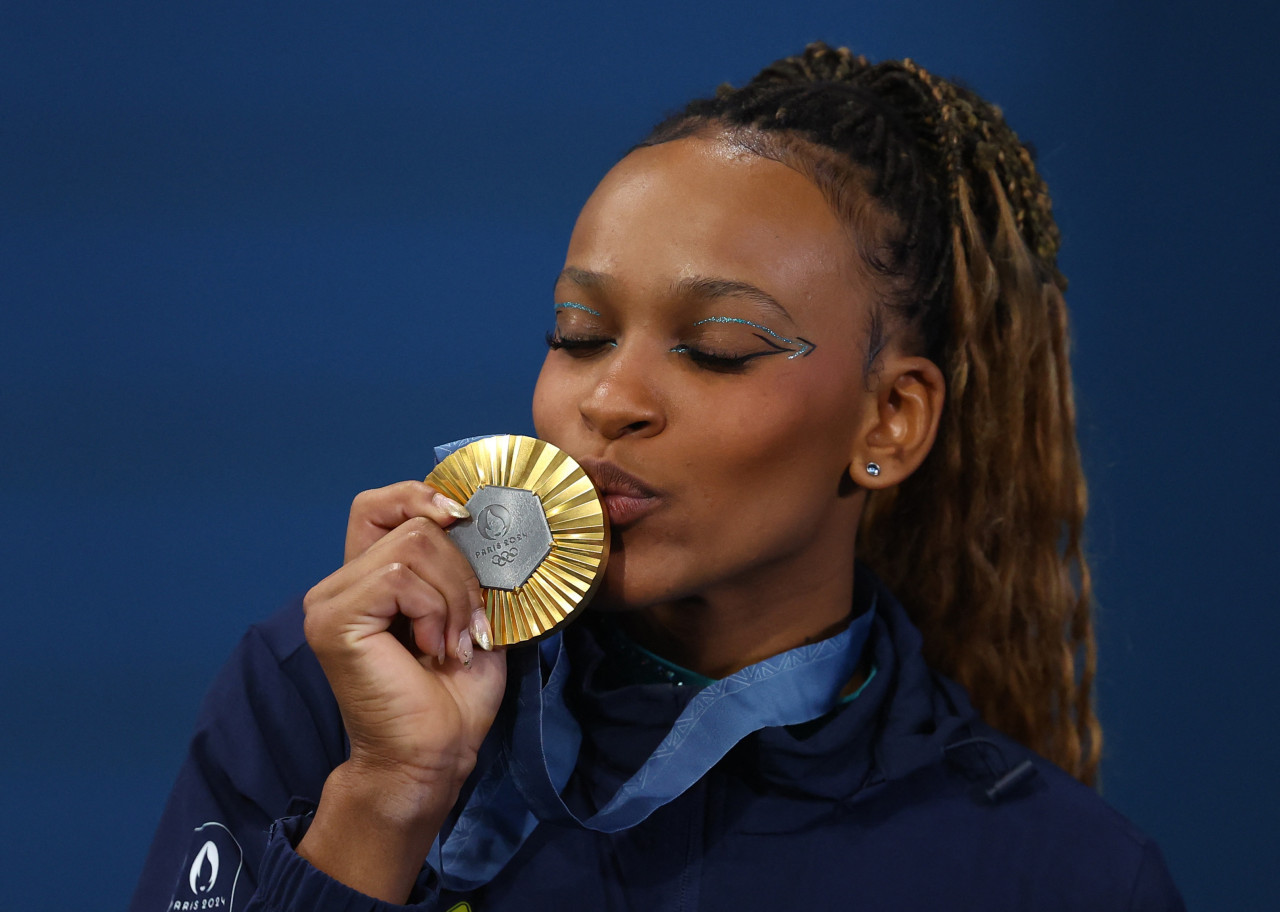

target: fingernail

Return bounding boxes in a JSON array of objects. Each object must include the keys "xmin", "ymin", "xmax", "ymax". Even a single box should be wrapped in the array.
[
  {"xmin": 436, "ymin": 637, "xmax": 447, "ymax": 665},
  {"xmin": 433, "ymin": 492, "xmax": 471, "ymax": 519},
  {"xmin": 457, "ymin": 630, "xmax": 473, "ymax": 668},
  {"xmin": 471, "ymin": 608, "xmax": 493, "ymax": 652}
]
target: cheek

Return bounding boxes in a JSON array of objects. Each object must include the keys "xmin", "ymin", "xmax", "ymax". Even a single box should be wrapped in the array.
[
  {"xmin": 697, "ymin": 370, "xmax": 859, "ymax": 480},
  {"xmin": 531, "ymin": 357, "xmax": 567, "ymax": 440}
]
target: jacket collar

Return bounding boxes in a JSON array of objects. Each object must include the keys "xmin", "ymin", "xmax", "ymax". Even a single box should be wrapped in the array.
[{"xmin": 566, "ymin": 565, "xmax": 986, "ymax": 810}]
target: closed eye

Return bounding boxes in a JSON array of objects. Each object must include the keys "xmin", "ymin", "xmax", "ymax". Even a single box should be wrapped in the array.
[
  {"xmin": 669, "ymin": 344, "xmax": 784, "ymax": 373},
  {"xmin": 545, "ymin": 331, "xmax": 616, "ymax": 355}
]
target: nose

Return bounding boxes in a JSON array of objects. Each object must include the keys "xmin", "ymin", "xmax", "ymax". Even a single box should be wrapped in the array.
[{"xmin": 579, "ymin": 349, "xmax": 666, "ymax": 440}]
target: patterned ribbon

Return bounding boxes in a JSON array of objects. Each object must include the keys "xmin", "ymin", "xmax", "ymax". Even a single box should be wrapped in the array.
[{"xmin": 431, "ymin": 607, "xmax": 872, "ymax": 890}]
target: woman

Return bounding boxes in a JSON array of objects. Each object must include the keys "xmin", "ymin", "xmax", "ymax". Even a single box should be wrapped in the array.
[{"xmin": 133, "ymin": 44, "xmax": 1183, "ymax": 911}]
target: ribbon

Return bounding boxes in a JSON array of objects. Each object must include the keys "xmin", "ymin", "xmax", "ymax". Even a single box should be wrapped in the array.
[{"xmin": 430, "ymin": 606, "xmax": 873, "ymax": 890}]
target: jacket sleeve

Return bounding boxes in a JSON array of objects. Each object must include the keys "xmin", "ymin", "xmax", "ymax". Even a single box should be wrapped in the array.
[
  {"xmin": 129, "ymin": 600, "xmax": 445, "ymax": 912},
  {"xmin": 234, "ymin": 815, "xmax": 440, "ymax": 912}
]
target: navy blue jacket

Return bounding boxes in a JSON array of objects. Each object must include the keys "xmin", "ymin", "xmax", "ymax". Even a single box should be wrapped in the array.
[{"xmin": 132, "ymin": 573, "xmax": 1184, "ymax": 911}]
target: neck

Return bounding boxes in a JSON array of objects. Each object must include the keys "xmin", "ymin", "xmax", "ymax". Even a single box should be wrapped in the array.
[{"xmin": 617, "ymin": 556, "xmax": 858, "ymax": 679}]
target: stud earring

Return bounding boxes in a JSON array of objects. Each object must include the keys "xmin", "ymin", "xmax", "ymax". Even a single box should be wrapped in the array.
[{"xmin": 865, "ymin": 462, "xmax": 881, "ymax": 477}]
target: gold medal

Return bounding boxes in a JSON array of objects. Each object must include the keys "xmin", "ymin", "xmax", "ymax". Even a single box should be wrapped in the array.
[{"xmin": 426, "ymin": 435, "xmax": 609, "ymax": 646}]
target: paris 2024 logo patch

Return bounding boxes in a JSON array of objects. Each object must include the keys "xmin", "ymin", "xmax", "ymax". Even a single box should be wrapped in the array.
[{"xmin": 168, "ymin": 822, "xmax": 243, "ymax": 910}]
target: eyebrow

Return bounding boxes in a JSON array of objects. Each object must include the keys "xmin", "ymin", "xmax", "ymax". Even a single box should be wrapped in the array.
[
  {"xmin": 554, "ymin": 267, "xmax": 612, "ymax": 293},
  {"xmin": 672, "ymin": 276, "xmax": 794, "ymax": 324},
  {"xmin": 555, "ymin": 269, "xmax": 794, "ymax": 322}
]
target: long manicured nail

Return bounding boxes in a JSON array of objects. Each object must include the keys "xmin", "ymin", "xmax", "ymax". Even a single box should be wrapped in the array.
[
  {"xmin": 471, "ymin": 608, "xmax": 493, "ymax": 652},
  {"xmin": 457, "ymin": 630, "xmax": 473, "ymax": 668},
  {"xmin": 436, "ymin": 637, "xmax": 447, "ymax": 666},
  {"xmin": 433, "ymin": 492, "xmax": 471, "ymax": 519}
]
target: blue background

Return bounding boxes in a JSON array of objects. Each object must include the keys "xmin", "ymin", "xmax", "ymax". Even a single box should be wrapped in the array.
[{"xmin": 2, "ymin": 1, "xmax": 1276, "ymax": 908}]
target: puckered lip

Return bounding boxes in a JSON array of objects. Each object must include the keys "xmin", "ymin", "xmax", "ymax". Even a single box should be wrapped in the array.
[
  {"xmin": 577, "ymin": 457, "xmax": 660, "ymax": 499},
  {"xmin": 577, "ymin": 457, "xmax": 663, "ymax": 527}
]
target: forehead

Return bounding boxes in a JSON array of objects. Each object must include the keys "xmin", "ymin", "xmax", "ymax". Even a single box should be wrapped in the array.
[{"xmin": 563, "ymin": 136, "xmax": 867, "ymax": 329}]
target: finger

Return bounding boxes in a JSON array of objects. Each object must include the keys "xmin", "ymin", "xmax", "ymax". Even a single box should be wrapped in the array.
[
  {"xmin": 350, "ymin": 515, "xmax": 484, "ymax": 665},
  {"xmin": 398, "ymin": 576, "xmax": 454, "ymax": 665},
  {"xmin": 393, "ymin": 518, "xmax": 485, "ymax": 665},
  {"xmin": 345, "ymin": 481, "xmax": 471, "ymax": 563},
  {"xmin": 316, "ymin": 512, "xmax": 485, "ymax": 667},
  {"xmin": 470, "ymin": 605, "xmax": 494, "ymax": 653},
  {"xmin": 311, "ymin": 511, "xmax": 469, "ymax": 606},
  {"xmin": 305, "ymin": 559, "xmax": 450, "ymax": 662}
]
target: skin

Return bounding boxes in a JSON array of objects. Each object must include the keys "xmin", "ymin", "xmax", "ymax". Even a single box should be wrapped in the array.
[
  {"xmin": 297, "ymin": 133, "xmax": 945, "ymax": 902},
  {"xmin": 534, "ymin": 135, "xmax": 943, "ymax": 674}
]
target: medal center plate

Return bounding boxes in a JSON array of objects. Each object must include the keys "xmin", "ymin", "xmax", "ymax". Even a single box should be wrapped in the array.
[{"xmin": 447, "ymin": 485, "xmax": 553, "ymax": 590}]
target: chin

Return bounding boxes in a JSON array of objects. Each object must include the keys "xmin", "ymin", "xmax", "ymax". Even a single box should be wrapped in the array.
[
  {"xmin": 588, "ymin": 566, "xmax": 651, "ymax": 613},
  {"xmin": 588, "ymin": 544, "xmax": 712, "ymax": 614}
]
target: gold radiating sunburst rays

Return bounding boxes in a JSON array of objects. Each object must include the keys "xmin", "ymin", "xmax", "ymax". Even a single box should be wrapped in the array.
[{"xmin": 425, "ymin": 435, "xmax": 610, "ymax": 646}]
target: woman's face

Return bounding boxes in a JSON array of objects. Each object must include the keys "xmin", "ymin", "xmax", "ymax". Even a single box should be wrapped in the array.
[{"xmin": 533, "ymin": 135, "xmax": 876, "ymax": 613}]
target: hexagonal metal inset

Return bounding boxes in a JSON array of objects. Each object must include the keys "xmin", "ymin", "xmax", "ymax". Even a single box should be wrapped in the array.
[{"xmin": 447, "ymin": 485, "xmax": 553, "ymax": 590}]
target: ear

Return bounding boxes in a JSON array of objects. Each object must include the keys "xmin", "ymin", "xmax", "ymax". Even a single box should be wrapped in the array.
[{"xmin": 851, "ymin": 354, "xmax": 945, "ymax": 489}]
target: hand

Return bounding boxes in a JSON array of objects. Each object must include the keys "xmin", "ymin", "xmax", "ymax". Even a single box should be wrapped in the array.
[{"xmin": 298, "ymin": 481, "xmax": 507, "ymax": 901}]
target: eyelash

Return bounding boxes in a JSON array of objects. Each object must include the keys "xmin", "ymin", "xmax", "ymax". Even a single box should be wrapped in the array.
[
  {"xmin": 669, "ymin": 344, "xmax": 765, "ymax": 373},
  {"xmin": 544, "ymin": 332, "xmax": 760, "ymax": 373},
  {"xmin": 544, "ymin": 331, "xmax": 613, "ymax": 354}
]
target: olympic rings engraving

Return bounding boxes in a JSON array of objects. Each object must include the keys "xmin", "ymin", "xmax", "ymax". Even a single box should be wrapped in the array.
[{"xmin": 491, "ymin": 548, "xmax": 521, "ymax": 566}]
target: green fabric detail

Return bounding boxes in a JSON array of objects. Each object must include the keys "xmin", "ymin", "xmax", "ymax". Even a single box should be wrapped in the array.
[
  {"xmin": 626, "ymin": 637, "xmax": 719, "ymax": 688},
  {"xmin": 839, "ymin": 664, "xmax": 878, "ymax": 703},
  {"xmin": 598, "ymin": 615, "xmax": 876, "ymax": 700}
]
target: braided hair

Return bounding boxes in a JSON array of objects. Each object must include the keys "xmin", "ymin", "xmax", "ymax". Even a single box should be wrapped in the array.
[{"xmin": 643, "ymin": 43, "xmax": 1099, "ymax": 784}]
